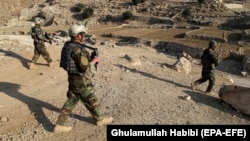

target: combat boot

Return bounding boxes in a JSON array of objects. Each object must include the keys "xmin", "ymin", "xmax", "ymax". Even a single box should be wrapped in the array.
[
  {"xmin": 28, "ymin": 62, "xmax": 34, "ymax": 70},
  {"xmin": 205, "ymin": 91, "xmax": 215, "ymax": 96},
  {"xmin": 47, "ymin": 61, "xmax": 53, "ymax": 67},
  {"xmin": 53, "ymin": 124, "xmax": 72, "ymax": 133},
  {"xmin": 96, "ymin": 117, "xmax": 113, "ymax": 126},
  {"xmin": 191, "ymin": 82, "xmax": 196, "ymax": 91},
  {"xmin": 47, "ymin": 60, "xmax": 52, "ymax": 67}
]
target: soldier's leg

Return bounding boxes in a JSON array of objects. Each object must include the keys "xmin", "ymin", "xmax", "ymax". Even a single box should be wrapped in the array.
[
  {"xmin": 191, "ymin": 71, "xmax": 208, "ymax": 90},
  {"xmin": 79, "ymin": 84, "xmax": 113, "ymax": 126},
  {"xmin": 31, "ymin": 46, "xmax": 40, "ymax": 63},
  {"xmin": 196, "ymin": 71, "xmax": 209, "ymax": 84},
  {"xmin": 206, "ymin": 72, "xmax": 215, "ymax": 93},
  {"xmin": 29, "ymin": 45, "xmax": 40, "ymax": 69},
  {"xmin": 78, "ymin": 83, "xmax": 101, "ymax": 120},
  {"xmin": 54, "ymin": 91, "xmax": 78, "ymax": 133},
  {"xmin": 40, "ymin": 45, "xmax": 52, "ymax": 64},
  {"xmin": 85, "ymin": 93, "xmax": 102, "ymax": 119},
  {"xmin": 82, "ymin": 92, "xmax": 113, "ymax": 126},
  {"xmin": 56, "ymin": 91, "xmax": 78, "ymax": 126}
]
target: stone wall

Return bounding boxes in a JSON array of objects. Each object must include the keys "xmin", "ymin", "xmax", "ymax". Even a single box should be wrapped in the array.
[
  {"xmin": 224, "ymin": 3, "xmax": 244, "ymax": 10},
  {"xmin": 154, "ymin": 40, "xmax": 250, "ymax": 73},
  {"xmin": 112, "ymin": 34, "xmax": 250, "ymax": 73}
]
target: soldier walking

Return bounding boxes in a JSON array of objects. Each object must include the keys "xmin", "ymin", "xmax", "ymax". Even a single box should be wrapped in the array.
[
  {"xmin": 53, "ymin": 24, "xmax": 113, "ymax": 133},
  {"xmin": 29, "ymin": 17, "xmax": 52, "ymax": 69},
  {"xmin": 191, "ymin": 40, "xmax": 219, "ymax": 95}
]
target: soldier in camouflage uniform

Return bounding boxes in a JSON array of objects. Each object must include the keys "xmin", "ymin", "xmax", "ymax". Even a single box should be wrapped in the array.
[
  {"xmin": 29, "ymin": 17, "xmax": 52, "ymax": 69},
  {"xmin": 191, "ymin": 40, "xmax": 219, "ymax": 95},
  {"xmin": 53, "ymin": 24, "xmax": 113, "ymax": 133}
]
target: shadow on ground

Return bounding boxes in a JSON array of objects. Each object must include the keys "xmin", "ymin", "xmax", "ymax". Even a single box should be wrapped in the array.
[
  {"xmin": 0, "ymin": 82, "xmax": 60, "ymax": 132},
  {"xmin": 0, "ymin": 49, "xmax": 30, "ymax": 69},
  {"xmin": 114, "ymin": 64, "xmax": 190, "ymax": 89},
  {"xmin": 71, "ymin": 114, "xmax": 96, "ymax": 125}
]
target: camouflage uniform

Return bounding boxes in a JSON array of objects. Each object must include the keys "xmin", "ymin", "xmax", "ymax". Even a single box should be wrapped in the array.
[
  {"xmin": 30, "ymin": 24, "xmax": 52, "ymax": 64},
  {"xmin": 192, "ymin": 46, "xmax": 219, "ymax": 93},
  {"xmin": 56, "ymin": 40, "xmax": 102, "ymax": 126}
]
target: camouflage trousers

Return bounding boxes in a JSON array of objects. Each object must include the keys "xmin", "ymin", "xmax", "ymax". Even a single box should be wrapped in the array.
[
  {"xmin": 193, "ymin": 70, "xmax": 215, "ymax": 92},
  {"xmin": 31, "ymin": 42, "xmax": 52, "ymax": 64},
  {"xmin": 56, "ymin": 74, "xmax": 102, "ymax": 126}
]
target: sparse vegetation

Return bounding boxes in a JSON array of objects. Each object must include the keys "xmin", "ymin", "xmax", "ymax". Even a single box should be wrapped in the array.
[
  {"xmin": 198, "ymin": 0, "xmax": 205, "ymax": 5},
  {"xmin": 81, "ymin": 7, "xmax": 94, "ymax": 19},
  {"xmin": 70, "ymin": 3, "xmax": 86, "ymax": 12},
  {"xmin": 70, "ymin": 7, "xmax": 81, "ymax": 12},
  {"xmin": 131, "ymin": 0, "xmax": 145, "ymax": 5},
  {"xmin": 105, "ymin": 14, "xmax": 113, "ymax": 22},
  {"xmin": 76, "ymin": 3, "xmax": 85, "ymax": 11},
  {"xmin": 182, "ymin": 8, "xmax": 192, "ymax": 18},
  {"xmin": 122, "ymin": 11, "xmax": 134, "ymax": 20}
]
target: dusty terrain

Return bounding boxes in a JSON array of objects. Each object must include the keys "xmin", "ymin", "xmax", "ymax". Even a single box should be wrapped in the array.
[{"xmin": 1, "ymin": 0, "xmax": 250, "ymax": 141}]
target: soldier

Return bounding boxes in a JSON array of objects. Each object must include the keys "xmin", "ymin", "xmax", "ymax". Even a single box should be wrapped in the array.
[
  {"xmin": 29, "ymin": 17, "xmax": 52, "ymax": 69},
  {"xmin": 53, "ymin": 24, "xmax": 113, "ymax": 133},
  {"xmin": 191, "ymin": 40, "xmax": 219, "ymax": 95}
]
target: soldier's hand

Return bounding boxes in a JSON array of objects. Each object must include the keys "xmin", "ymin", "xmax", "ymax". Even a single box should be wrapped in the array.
[
  {"xmin": 91, "ymin": 57, "xmax": 100, "ymax": 64},
  {"xmin": 48, "ymin": 40, "xmax": 52, "ymax": 45}
]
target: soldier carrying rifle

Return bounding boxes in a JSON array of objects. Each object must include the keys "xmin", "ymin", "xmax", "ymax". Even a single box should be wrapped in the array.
[
  {"xmin": 53, "ymin": 24, "xmax": 113, "ymax": 133},
  {"xmin": 29, "ymin": 17, "xmax": 53, "ymax": 69}
]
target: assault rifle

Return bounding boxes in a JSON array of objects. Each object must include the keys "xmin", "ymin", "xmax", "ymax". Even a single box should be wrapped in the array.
[{"xmin": 45, "ymin": 32, "xmax": 53, "ymax": 45}]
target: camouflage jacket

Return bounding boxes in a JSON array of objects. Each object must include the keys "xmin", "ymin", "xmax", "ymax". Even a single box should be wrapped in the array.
[
  {"xmin": 30, "ymin": 24, "xmax": 50, "ymax": 43},
  {"xmin": 201, "ymin": 48, "xmax": 218, "ymax": 71}
]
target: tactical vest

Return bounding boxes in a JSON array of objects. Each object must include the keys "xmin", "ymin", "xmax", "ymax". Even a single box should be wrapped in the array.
[
  {"xmin": 30, "ymin": 26, "xmax": 40, "ymax": 40},
  {"xmin": 60, "ymin": 41, "xmax": 89, "ymax": 75},
  {"xmin": 201, "ymin": 48, "xmax": 214, "ymax": 70},
  {"xmin": 30, "ymin": 25, "xmax": 48, "ymax": 44}
]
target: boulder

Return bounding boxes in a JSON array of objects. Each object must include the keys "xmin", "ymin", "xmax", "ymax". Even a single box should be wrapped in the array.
[
  {"xmin": 173, "ymin": 57, "xmax": 191, "ymax": 74},
  {"xmin": 219, "ymin": 85, "xmax": 250, "ymax": 116}
]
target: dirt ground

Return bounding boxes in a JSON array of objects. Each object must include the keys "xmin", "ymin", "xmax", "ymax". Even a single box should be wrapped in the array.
[
  {"xmin": 1, "ymin": 0, "xmax": 250, "ymax": 141},
  {"xmin": 1, "ymin": 24, "xmax": 250, "ymax": 141}
]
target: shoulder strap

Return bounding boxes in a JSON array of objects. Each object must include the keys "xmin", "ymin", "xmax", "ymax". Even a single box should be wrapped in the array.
[{"xmin": 77, "ymin": 42, "xmax": 97, "ymax": 50}]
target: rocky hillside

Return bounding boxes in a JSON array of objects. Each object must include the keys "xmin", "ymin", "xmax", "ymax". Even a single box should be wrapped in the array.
[
  {"xmin": 0, "ymin": 0, "xmax": 43, "ymax": 25},
  {"xmin": 0, "ymin": 0, "xmax": 250, "ymax": 72}
]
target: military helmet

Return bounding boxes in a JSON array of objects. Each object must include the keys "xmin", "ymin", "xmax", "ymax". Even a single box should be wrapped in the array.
[
  {"xmin": 68, "ymin": 24, "xmax": 87, "ymax": 37},
  {"xmin": 33, "ymin": 17, "xmax": 44, "ymax": 24},
  {"xmin": 209, "ymin": 40, "xmax": 217, "ymax": 47}
]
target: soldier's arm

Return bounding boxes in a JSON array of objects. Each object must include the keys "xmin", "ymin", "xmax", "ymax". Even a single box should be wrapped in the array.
[
  {"xmin": 208, "ymin": 49, "xmax": 219, "ymax": 66},
  {"xmin": 36, "ymin": 28, "xmax": 50, "ymax": 42}
]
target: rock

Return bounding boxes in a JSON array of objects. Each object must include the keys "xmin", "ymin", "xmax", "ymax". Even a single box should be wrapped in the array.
[
  {"xmin": 173, "ymin": 57, "xmax": 192, "ymax": 74},
  {"xmin": 219, "ymin": 85, "xmax": 250, "ymax": 116},
  {"xmin": 0, "ymin": 116, "xmax": 9, "ymax": 122}
]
